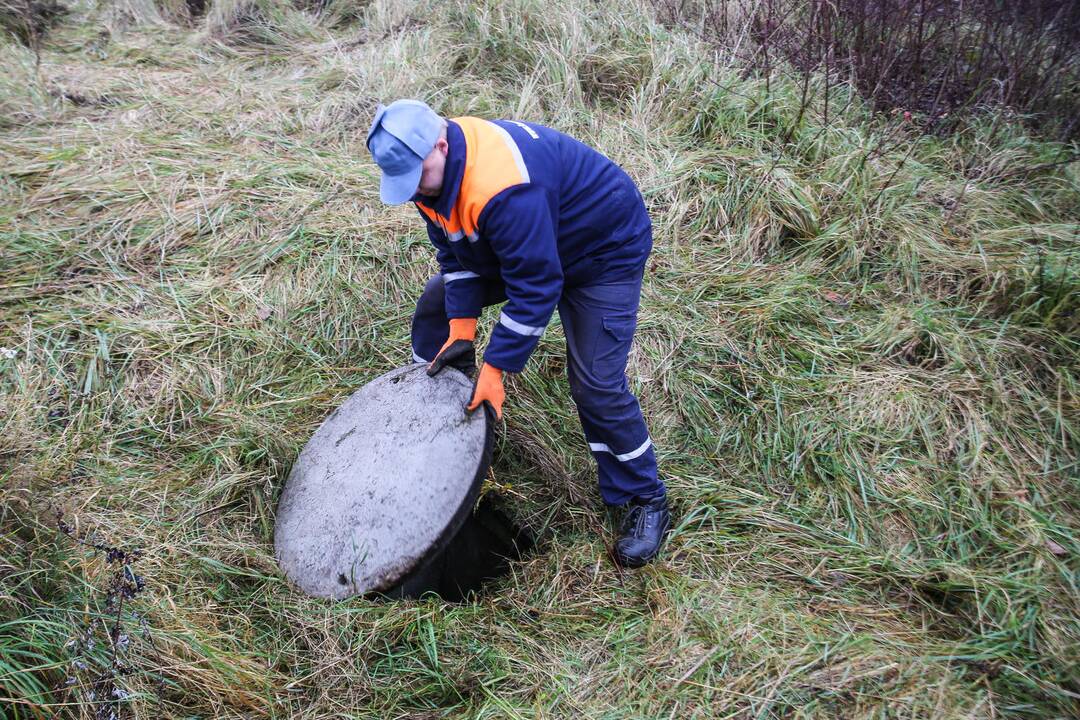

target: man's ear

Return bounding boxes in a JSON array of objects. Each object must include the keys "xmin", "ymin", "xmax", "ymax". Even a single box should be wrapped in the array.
[{"xmin": 436, "ymin": 137, "xmax": 449, "ymax": 155}]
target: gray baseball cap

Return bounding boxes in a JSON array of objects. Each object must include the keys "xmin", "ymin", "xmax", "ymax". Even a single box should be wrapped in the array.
[{"xmin": 365, "ymin": 99, "xmax": 443, "ymax": 204}]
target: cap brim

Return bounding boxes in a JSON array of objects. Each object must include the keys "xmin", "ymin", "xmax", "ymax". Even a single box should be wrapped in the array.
[{"xmin": 380, "ymin": 163, "xmax": 423, "ymax": 205}]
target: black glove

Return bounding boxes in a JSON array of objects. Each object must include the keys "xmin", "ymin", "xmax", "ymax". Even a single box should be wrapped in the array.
[{"xmin": 426, "ymin": 339, "xmax": 477, "ymax": 378}]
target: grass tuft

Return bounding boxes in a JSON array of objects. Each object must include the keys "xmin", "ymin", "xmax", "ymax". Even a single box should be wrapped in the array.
[
  {"xmin": 204, "ymin": 0, "xmax": 320, "ymax": 48},
  {"xmin": 0, "ymin": 0, "xmax": 67, "ymax": 48}
]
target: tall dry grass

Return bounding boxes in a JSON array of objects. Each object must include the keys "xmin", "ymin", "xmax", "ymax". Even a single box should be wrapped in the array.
[{"xmin": 1, "ymin": 0, "xmax": 1077, "ymax": 718}]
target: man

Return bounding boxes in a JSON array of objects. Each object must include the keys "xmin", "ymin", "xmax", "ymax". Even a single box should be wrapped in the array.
[{"xmin": 365, "ymin": 98, "xmax": 670, "ymax": 567}]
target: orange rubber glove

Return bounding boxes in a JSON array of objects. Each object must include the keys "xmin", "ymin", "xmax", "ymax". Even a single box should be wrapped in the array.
[
  {"xmin": 427, "ymin": 318, "xmax": 478, "ymax": 376},
  {"xmin": 467, "ymin": 362, "xmax": 505, "ymax": 420},
  {"xmin": 440, "ymin": 318, "xmax": 477, "ymax": 351}
]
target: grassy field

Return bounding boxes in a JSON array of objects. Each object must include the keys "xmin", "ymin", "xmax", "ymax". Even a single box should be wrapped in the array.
[{"xmin": 1, "ymin": 0, "xmax": 1078, "ymax": 717}]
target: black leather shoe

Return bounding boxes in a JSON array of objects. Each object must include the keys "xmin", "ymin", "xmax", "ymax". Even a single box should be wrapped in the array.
[{"xmin": 613, "ymin": 495, "xmax": 671, "ymax": 568}]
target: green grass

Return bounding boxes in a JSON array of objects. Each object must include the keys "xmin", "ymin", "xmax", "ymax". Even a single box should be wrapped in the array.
[{"xmin": 1, "ymin": 0, "xmax": 1078, "ymax": 717}]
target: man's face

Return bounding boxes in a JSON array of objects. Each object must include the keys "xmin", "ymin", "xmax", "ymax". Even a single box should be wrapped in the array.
[{"xmin": 416, "ymin": 137, "xmax": 448, "ymax": 197}]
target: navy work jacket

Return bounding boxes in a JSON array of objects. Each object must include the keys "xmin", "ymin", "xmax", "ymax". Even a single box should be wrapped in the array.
[{"xmin": 414, "ymin": 117, "xmax": 652, "ymax": 373}]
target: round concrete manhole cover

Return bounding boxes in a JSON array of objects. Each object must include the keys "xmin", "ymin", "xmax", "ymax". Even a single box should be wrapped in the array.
[{"xmin": 273, "ymin": 363, "xmax": 492, "ymax": 599}]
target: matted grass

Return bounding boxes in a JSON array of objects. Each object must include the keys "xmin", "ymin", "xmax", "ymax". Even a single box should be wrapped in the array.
[{"xmin": 1, "ymin": 0, "xmax": 1077, "ymax": 718}]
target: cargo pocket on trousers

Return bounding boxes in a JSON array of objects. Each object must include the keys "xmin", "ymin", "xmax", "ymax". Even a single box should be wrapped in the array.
[{"xmin": 591, "ymin": 314, "xmax": 637, "ymax": 381}]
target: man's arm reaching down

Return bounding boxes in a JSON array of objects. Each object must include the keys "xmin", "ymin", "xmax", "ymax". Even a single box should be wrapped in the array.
[{"xmin": 479, "ymin": 184, "xmax": 563, "ymax": 374}]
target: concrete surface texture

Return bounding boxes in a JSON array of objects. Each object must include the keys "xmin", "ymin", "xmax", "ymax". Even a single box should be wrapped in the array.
[{"xmin": 273, "ymin": 363, "xmax": 490, "ymax": 599}]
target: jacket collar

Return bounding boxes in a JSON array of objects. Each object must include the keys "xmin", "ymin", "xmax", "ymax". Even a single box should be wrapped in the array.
[{"xmin": 413, "ymin": 119, "xmax": 465, "ymax": 219}]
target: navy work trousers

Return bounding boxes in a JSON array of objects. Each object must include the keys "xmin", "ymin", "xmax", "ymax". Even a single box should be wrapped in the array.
[{"xmin": 411, "ymin": 267, "xmax": 665, "ymax": 506}]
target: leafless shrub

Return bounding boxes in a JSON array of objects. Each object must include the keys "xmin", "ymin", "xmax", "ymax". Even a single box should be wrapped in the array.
[{"xmin": 661, "ymin": 0, "xmax": 1080, "ymax": 140}]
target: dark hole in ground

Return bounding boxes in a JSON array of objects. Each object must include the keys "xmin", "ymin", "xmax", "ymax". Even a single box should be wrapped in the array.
[
  {"xmin": 186, "ymin": 0, "xmax": 206, "ymax": 17},
  {"xmin": 384, "ymin": 494, "xmax": 534, "ymax": 602}
]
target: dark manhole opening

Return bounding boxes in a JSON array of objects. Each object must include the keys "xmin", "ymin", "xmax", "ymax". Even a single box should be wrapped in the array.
[{"xmin": 384, "ymin": 494, "xmax": 535, "ymax": 603}]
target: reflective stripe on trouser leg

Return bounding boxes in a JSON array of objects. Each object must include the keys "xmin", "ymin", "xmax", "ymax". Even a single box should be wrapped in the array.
[
  {"xmin": 558, "ymin": 267, "xmax": 664, "ymax": 506},
  {"xmin": 589, "ymin": 437, "xmax": 653, "ymax": 461},
  {"xmin": 575, "ymin": 378, "xmax": 663, "ymax": 505}
]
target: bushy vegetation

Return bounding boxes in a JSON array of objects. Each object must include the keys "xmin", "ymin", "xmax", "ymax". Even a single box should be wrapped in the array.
[
  {"xmin": 660, "ymin": 0, "xmax": 1080, "ymax": 141},
  {"xmin": 1, "ymin": 0, "xmax": 1077, "ymax": 717}
]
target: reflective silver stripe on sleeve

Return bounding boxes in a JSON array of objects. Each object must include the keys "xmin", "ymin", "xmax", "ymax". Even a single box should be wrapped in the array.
[
  {"xmin": 467, "ymin": 231, "xmax": 479, "ymax": 243},
  {"xmin": 498, "ymin": 311, "xmax": 545, "ymax": 337},
  {"xmin": 588, "ymin": 437, "xmax": 653, "ymax": 462},
  {"xmin": 508, "ymin": 120, "xmax": 540, "ymax": 139},
  {"xmin": 447, "ymin": 229, "xmax": 464, "ymax": 242},
  {"xmin": 443, "ymin": 271, "xmax": 480, "ymax": 283},
  {"xmin": 412, "ymin": 351, "xmax": 427, "ymax": 364},
  {"xmin": 489, "ymin": 122, "xmax": 530, "ymax": 183}
]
